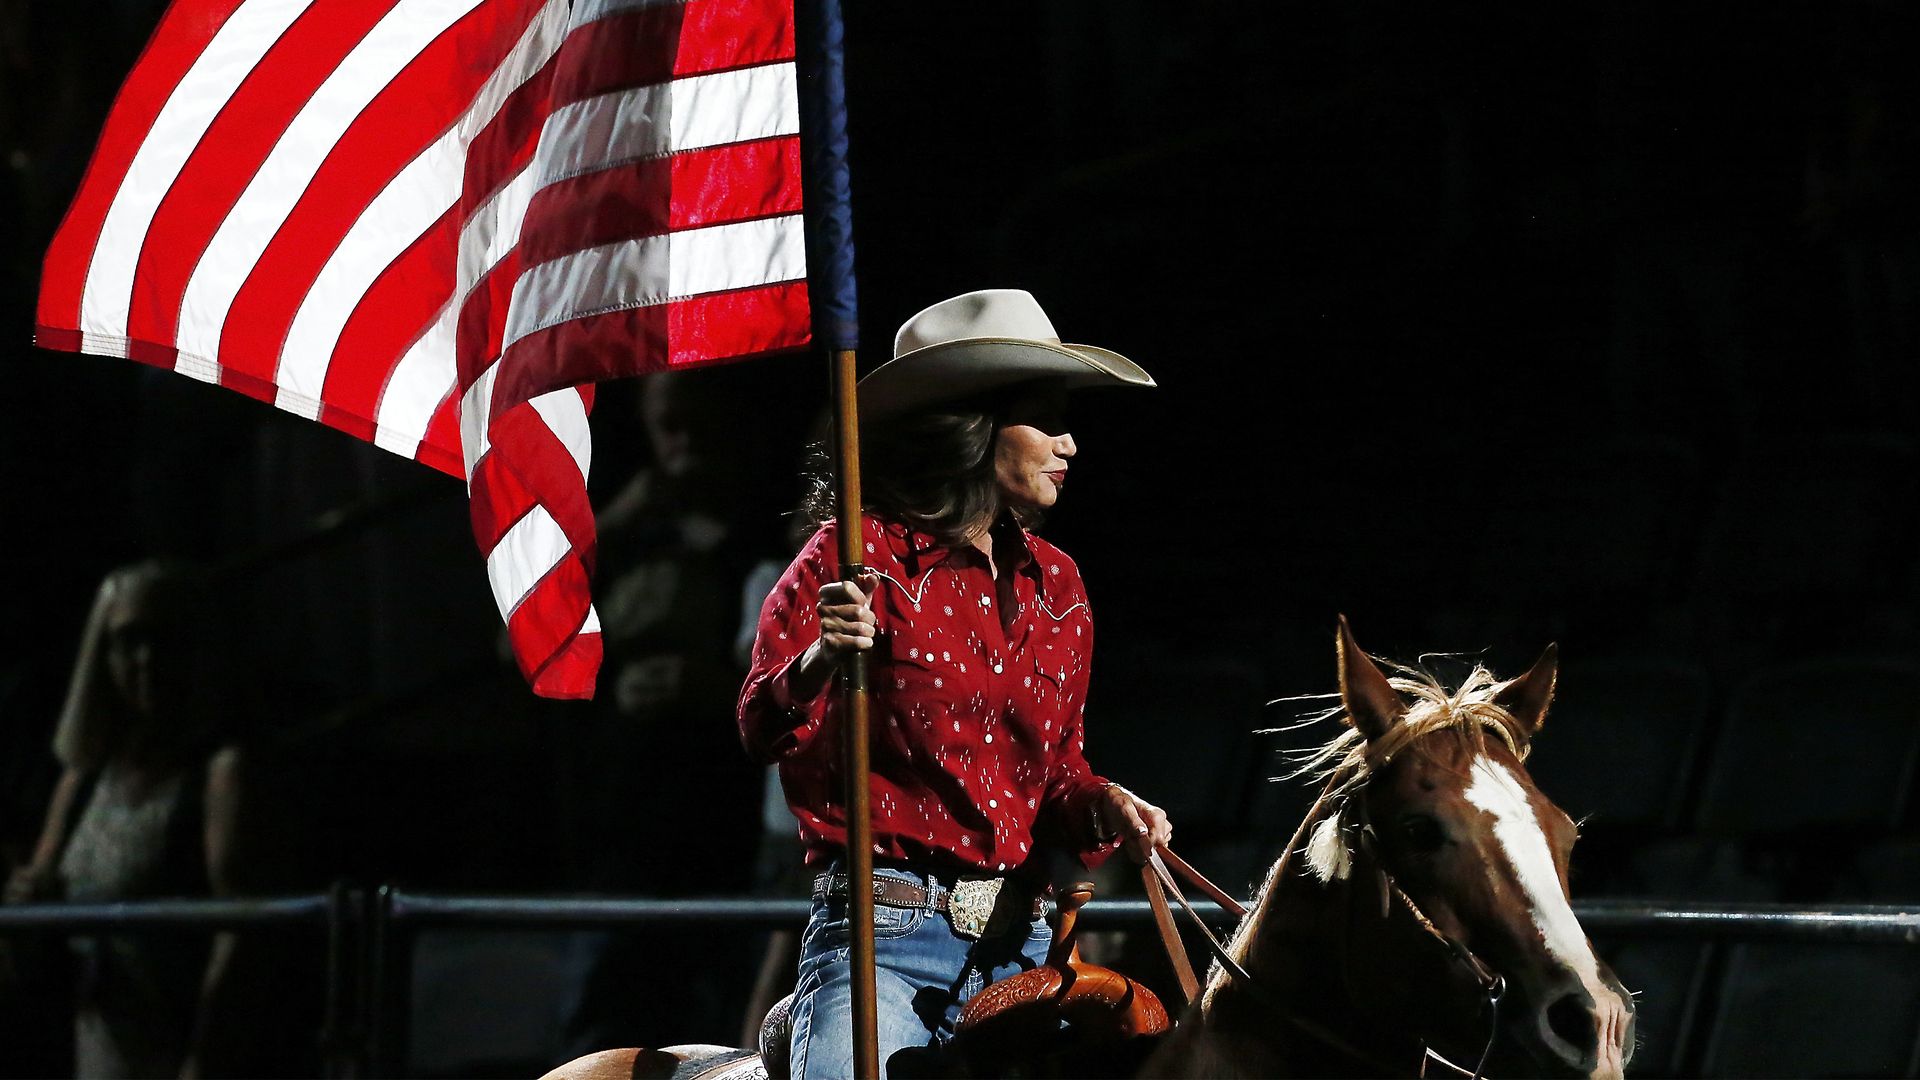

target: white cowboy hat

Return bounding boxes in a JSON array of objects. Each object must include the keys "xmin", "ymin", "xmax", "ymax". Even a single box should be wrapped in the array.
[{"xmin": 858, "ymin": 289, "xmax": 1155, "ymax": 421}]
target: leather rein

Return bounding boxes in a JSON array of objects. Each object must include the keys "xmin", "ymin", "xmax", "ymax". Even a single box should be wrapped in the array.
[{"xmin": 1143, "ymin": 816, "xmax": 1508, "ymax": 1080}]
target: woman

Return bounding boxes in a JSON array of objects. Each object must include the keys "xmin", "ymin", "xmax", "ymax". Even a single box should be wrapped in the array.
[
  {"xmin": 738, "ymin": 289, "xmax": 1174, "ymax": 1078},
  {"xmin": 6, "ymin": 563, "xmax": 255, "ymax": 1079}
]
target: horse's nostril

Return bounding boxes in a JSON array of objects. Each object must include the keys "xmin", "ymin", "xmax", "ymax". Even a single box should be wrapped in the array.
[{"xmin": 1545, "ymin": 991, "xmax": 1595, "ymax": 1052}]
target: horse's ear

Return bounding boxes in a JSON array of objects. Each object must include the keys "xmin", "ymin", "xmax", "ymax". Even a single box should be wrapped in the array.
[
  {"xmin": 1337, "ymin": 615, "xmax": 1404, "ymax": 741},
  {"xmin": 1495, "ymin": 643, "xmax": 1559, "ymax": 733}
]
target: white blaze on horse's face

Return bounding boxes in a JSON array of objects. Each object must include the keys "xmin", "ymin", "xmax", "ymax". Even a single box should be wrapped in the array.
[
  {"xmin": 1464, "ymin": 754, "xmax": 1633, "ymax": 1080},
  {"xmin": 1463, "ymin": 757, "xmax": 1601, "ymax": 988}
]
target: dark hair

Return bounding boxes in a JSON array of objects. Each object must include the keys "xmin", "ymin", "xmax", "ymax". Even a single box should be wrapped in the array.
[{"xmin": 802, "ymin": 401, "xmax": 1035, "ymax": 548}]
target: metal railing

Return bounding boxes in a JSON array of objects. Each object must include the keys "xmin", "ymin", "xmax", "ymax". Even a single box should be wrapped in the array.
[
  {"xmin": 371, "ymin": 892, "xmax": 1920, "ymax": 939},
  {"xmin": 3, "ymin": 891, "xmax": 1916, "ymax": 1076}
]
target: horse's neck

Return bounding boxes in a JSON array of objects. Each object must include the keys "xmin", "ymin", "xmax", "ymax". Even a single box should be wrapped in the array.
[
  {"xmin": 1211, "ymin": 790, "xmax": 1339, "ymax": 983},
  {"xmin": 1161, "ymin": 807, "xmax": 1405, "ymax": 1076},
  {"xmin": 1210, "ymin": 819, "xmax": 1356, "ymax": 1009}
]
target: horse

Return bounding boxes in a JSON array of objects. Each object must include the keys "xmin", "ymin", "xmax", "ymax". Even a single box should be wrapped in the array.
[
  {"xmin": 543, "ymin": 618, "xmax": 1635, "ymax": 1079},
  {"xmin": 1141, "ymin": 617, "xmax": 1634, "ymax": 1077}
]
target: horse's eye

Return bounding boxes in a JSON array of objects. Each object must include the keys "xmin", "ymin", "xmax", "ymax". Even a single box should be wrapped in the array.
[{"xmin": 1399, "ymin": 815, "xmax": 1446, "ymax": 854}]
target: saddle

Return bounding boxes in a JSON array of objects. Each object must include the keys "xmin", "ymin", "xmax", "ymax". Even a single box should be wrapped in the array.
[
  {"xmin": 948, "ymin": 877, "xmax": 1169, "ymax": 1072},
  {"xmin": 757, "ymin": 857, "xmax": 1236, "ymax": 1078}
]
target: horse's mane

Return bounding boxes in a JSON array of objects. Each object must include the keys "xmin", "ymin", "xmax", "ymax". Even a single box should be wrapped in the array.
[{"xmin": 1277, "ymin": 661, "xmax": 1534, "ymax": 883}]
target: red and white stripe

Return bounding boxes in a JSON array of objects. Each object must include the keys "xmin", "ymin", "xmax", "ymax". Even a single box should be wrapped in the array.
[{"xmin": 37, "ymin": 0, "xmax": 812, "ymax": 699}]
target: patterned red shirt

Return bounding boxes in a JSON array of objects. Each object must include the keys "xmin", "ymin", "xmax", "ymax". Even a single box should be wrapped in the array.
[{"xmin": 738, "ymin": 513, "xmax": 1118, "ymax": 872}]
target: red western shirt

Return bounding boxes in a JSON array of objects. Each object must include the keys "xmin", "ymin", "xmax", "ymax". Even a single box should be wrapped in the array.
[{"xmin": 738, "ymin": 514, "xmax": 1118, "ymax": 873}]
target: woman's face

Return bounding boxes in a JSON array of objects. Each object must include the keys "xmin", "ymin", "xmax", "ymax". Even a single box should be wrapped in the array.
[
  {"xmin": 104, "ymin": 584, "xmax": 162, "ymax": 716},
  {"xmin": 994, "ymin": 389, "xmax": 1076, "ymax": 510},
  {"xmin": 101, "ymin": 570, "xmax": 190, "ymax": 720}
]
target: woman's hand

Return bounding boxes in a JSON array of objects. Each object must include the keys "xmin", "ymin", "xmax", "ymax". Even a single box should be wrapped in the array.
[
  {"xmin": 4, "ymin": 864, "xmax": 60, "ymax": 905},
  {"xmin": 816, "ymin": 570, "xmax": 880, "ymax": 661},
  {"xmin": 1097, "ymin": 784, "xmax": 1173, "ymax": 863},
  {"xmin": 789, "ymin": 570, "xmax": 881, "ymax": 701}
]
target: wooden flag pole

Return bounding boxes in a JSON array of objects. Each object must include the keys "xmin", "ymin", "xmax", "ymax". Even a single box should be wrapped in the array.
[{"xmin": 830, "ymin": 345, "xmax": 880, "ymax": 1079}]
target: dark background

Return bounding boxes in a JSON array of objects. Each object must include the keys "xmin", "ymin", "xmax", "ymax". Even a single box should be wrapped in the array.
[{"xmin": 2, "ymin": 2, "xmax": 1918, "ymax": 1077}]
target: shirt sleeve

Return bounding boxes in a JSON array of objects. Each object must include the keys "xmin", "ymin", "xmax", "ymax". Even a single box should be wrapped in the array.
[
  {"xmin": 737, "ymin": 524, "xmax": 836, "ymax": 764},
  {"xmin": 1037, "ymin": 611, "xmax": 1121, "ymax": 866}
]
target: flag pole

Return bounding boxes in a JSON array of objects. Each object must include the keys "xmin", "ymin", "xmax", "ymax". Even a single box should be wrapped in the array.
[
  {"xmin": 796, "ymin": 0, "xmax": 878, "ymax": 1073},
  {"xmin": 829, "ymin": 346, "xmax": 880, "ymax": 1079}
]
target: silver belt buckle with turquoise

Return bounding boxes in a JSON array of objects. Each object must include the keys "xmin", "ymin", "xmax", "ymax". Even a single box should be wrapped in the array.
[{"xmin": 945, "ymin": 877, "xmax": 1002, "ymax": 939}]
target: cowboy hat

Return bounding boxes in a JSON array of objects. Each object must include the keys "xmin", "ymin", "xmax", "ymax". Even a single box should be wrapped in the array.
[{"xmin": 858, "ymin": 289, "xmax": 1155, "ymax": 421}]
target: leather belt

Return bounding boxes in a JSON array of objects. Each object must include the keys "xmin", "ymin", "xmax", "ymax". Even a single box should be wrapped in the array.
[{"xmin": 812, "ymin": 872, "xmax": 1045, "ymax": 939}]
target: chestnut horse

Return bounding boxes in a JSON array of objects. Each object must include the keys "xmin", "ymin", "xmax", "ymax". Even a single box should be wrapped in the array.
[
  {"xmin": 545, "ymin": 619, "xmax": 1634, "ymax": 1079},
  {"xmin": 1144, "ymin": 619, "xmax": 1634, "ymax": 1077}
]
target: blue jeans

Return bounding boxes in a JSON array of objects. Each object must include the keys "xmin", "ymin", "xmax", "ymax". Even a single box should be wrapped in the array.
[{"xmin": 789, "ymin": 866, "xmax": 1050, "ymax": 1079}]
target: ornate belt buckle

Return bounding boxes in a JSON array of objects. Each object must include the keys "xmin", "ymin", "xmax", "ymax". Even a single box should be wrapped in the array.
[{"xmin": 946, "ymin": 877, "xmax": 1002, "ymax": 940}]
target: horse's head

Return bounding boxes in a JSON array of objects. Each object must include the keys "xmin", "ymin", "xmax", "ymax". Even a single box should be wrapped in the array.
[{"xmin": 1301, "ymin": 618, "xmax": 1634, "ymax": 1078}]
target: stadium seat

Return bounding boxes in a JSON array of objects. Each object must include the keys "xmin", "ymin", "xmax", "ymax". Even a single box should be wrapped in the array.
[
  {"xmin": 1614, "ymin": 835, "xmax": 1789, "ymax": 902},
  {"xmin": 1693, "ymin": 432, "xmax": 1917, "ymax": 601},
  {"xmin": 1694, "ymin": 658, "xmax": 1920, "ymax": 834},
  {"xmin": 1697, "ymin": 942, "xmax": 1920, "ymax": 1078},
  {"xmin": 1526, "ymin": 657, "xmax": 1713, "ymax": 832}
]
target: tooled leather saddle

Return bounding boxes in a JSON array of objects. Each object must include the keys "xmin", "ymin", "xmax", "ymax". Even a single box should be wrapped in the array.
[{"xmin": 755, "ymin": 873, "xmax": 1182, "ymax": 1079}]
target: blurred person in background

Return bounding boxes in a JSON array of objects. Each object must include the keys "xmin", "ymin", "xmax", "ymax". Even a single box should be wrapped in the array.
[
  {"xmin": 5, "ymin": 562, "xmax": 300, "ymax": 1079},
  {"xmin": 734, "ymin": 434, "xmax": 831, "ymax": 1048},
  {"xmin": 560, "ymin": 370, "xmax": 777, "ymax": 1053}
]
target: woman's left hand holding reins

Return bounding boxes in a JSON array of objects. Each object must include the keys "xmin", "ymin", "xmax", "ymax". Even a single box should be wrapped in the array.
[{"xmin": 1097, "ymin": 784, "xmax": 1173, "ymax": 863}]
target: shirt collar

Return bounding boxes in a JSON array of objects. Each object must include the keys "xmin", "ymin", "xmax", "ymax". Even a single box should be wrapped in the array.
[
  {"xmin": 880, "ymin": 515, "xmax": 1046, "ymax": 597},
  {"xmin": 880, "ymin": 519, "xmax": 945, "ymax": 579}
]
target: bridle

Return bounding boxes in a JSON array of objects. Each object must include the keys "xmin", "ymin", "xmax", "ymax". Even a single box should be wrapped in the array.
[
  {"xmin": 1351, "ymin": 794, "xmax": 1509, "ymax": 1078},
  {"xmin": 1146, "ymin": 775, "xmax": 1511, "ymax": 1079}
]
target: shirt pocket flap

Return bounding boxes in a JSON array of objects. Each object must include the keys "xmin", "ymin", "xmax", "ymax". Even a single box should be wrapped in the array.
[{"xmin": 1031, "ymin": 651, "xmax": 1070, "ymax": 695}]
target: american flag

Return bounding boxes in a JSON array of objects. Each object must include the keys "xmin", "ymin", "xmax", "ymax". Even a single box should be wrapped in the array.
[{"xmin": 35, "ymin": 0, "xmax": 814, "ymax": 698}]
